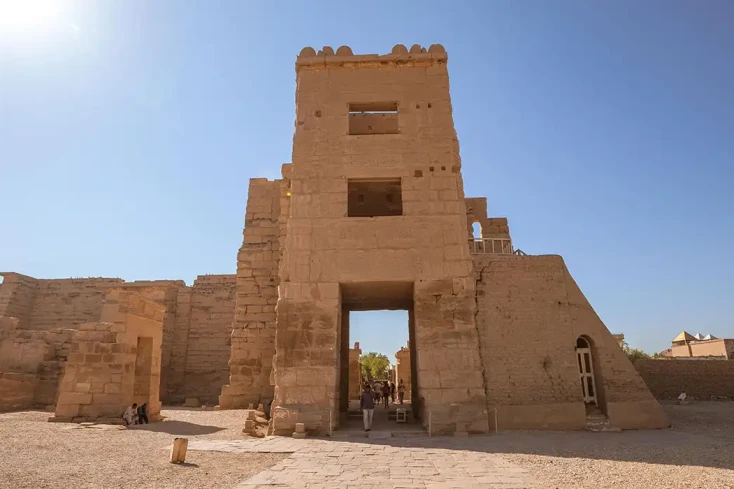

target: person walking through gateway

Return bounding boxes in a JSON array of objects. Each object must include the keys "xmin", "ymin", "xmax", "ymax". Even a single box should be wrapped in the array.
[
  {"xmin": 360, "ymin": 384, "xmax": 375, "ymax": 432},
  {"xmin": 398, "ymin": 379, "xmax": 406, "ymax": 404},
  {"xmin": 382, "ymin": 381, "xmax": 390, "ymax": 408},
  {"xmin": 390, "ymin": 381, "xmax": 396, "ymax": 403}
]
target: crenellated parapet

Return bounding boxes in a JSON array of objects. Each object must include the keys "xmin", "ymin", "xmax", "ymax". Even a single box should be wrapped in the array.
[{"xmin": 296, "ymin": 44, "xmax": 447, "ymax": 70}]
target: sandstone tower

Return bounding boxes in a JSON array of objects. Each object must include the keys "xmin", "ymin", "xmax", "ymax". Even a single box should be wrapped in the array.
[
  {"xmin": 0, "ymin": 44, "xmax": 668, "ymax": 433},
  {"xmin": 217, "ymin": 44, "xmax": 669, "ymax": 434}
]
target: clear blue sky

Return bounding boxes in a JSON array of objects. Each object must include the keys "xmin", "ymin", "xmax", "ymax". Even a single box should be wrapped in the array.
[{"xmin": 1, "ymin": 1, "xmax": 732, "ymax": 356}]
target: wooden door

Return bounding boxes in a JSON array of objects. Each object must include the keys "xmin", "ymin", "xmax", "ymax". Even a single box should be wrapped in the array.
[{"xmin": 577, "ymin": 347, "xmax": 597, "ymax": 405}]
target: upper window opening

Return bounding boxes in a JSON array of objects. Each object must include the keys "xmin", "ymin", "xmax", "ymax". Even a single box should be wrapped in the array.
[
  {"xmin": 472, "ymin": 222, "xmax": 482, "ymax": 239},
  {"xmin": 576, "ymin": 337, "xmax": 590, "ymax": 349},
  {"xmin": 348, "ymin": 102, "xmax": 398, "ymax": 135},
  {"xmin": 348, "ymin": 179, "xmax": 402, "ymax": 217}
]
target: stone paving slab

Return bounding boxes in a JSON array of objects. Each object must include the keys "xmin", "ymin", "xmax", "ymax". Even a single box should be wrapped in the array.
[{"xmin": 186, "ymin": 436, "xmax": 536, "ymax": 488}]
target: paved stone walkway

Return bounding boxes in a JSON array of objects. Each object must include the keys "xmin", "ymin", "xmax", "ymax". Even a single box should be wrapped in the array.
[{"xmin": 187, "ymin": 436, "xmax": 535, "ymax": 488}]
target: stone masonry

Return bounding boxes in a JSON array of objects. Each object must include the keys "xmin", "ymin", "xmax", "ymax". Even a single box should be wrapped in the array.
[
  {"xmin": 224, "ymin": 44, "xmax": 669, "ymax": 435},
  {"xmin": 394, "ymin": 342, "xmax": 412, "ymax": 402},
  {"xmin": 0, "ymin": 44, "xmax": 671, "ymax": 434},
  {"xmin": 52, "ymin": 288, "xmax": 165, "ymax": 422},
  {"xmin": 0, "ymin": 272, "xmax": 236, "ymax": 411},
  {"xmin": 348, "ymin": 341, "xmax": 361, "ymax": 401}
]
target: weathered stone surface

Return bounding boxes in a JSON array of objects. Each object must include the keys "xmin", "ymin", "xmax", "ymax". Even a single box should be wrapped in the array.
[{"xmin": 0, "ymin": 44, "xmax": 669, "ymax": 435}]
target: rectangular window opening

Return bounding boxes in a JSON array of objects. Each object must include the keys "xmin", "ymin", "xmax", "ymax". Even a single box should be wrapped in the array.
[
  {"xmin": 348, "ymin": 102, "xmax": 399, "ymax": 135},
  {"xmin": 348, "ymin": 179, "xmax": 402, "ymax": 217}
]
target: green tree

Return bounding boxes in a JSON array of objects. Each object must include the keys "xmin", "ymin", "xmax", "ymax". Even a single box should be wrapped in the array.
[
  {"xmin": 621, "ymin": 341, "xmax": 651, "ymax": 362},
  {"xmin": 359, "ymin": 352, "xmax": 390, "ymax": 380}
]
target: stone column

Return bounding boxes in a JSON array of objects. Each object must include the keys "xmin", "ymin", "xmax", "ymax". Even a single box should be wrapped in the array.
[
  {"xmin": 270, "ymin": 282, "xmax": 340, "ymax": 435},
  {"xmin": 395, "ymin": 343, "xmax": 412, "ymax": 402},
  {"xmin": 413, "ymin": 279, "xmax": 488, "ymax": 434},
  {"xmin": 349, "ymin": 341, "xmax": 362, "ymax": 402}
]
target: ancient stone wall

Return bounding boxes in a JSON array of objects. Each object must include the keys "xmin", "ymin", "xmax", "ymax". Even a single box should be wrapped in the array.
[
  {"xmin": 473, "ymin": 254, "xmax": 669, "ymax": 430},
  {"xmin": 219, "ymin": 178, "xmax": 282, "ymax": 409},
  {"xmin": 464, "ymin": 198, "xmax": 510, "ymax": 240},
  {"xmin": 634, "ymin": 359, "xmax": 734, "ymax": 399},
  {"xmin": 179, "ymin": 275, "xmax": 236, "ymax": 404},
  {"xmin": 53, "ymin": 289, "xmax": 165, "ymax": 422},
  {"xmin": 0, "ymin": 316, "xmax": 76, "ymax": 410},
  {"xmin": 0, "ymin": 273, "xmax": 39, "ymax": 329},
  {"xmin": 0, "ymin": 273, "xmax": 237, "ymax": 408},
  {"xmin": 28, "ymin": 278, "xmax": 124, "ymax": 330}
]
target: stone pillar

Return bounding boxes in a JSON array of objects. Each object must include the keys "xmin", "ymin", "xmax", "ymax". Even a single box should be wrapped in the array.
[
  {"xmin": 413, "ymin": 279, "xmax": 488, "ymax": 434},
  {"xmin": 270, "ymin": 282, "xmax": 341, "ymax": 435},
  {"xmin": 339, "ymin": 309, "xmax": 350, "ymax": 412},
  {"xmin": 349, "ymin": 340, "xmax": 362, "ymax": 402},
  {"xmin": 395, "ymin": 342, "xmax": 412, "ymax": 402}
]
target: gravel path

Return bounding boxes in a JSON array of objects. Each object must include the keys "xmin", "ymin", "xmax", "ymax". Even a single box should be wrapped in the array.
[{"xmin": 0, "ymin": 409, "xmax": 287, "ymax": 489}]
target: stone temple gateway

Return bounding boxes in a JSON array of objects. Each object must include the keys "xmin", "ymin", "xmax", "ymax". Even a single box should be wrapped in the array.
[{"xmin": 0, "ymin": 44, "xmax": 669, "ymax": 434}]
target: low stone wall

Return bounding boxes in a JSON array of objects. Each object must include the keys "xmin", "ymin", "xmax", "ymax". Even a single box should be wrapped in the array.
[{"xmin": 634, "ymin": 359, "xmax": 734, "ymax": 399}]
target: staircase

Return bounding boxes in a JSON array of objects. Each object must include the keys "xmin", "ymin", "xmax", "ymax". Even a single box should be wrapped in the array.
[{"xmin": 585, "ymin": 408, "xmax": 621, "ymax": 432}]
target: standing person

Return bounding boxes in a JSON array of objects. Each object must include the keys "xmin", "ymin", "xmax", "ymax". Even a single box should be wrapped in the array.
[
  {"xmin": 360, "ymin": 384, "xmax": 375, "ymax": 432},
  {"xmin": 398, "ymin": 379, "xmax": 406, "ymax": 405},
  {"xmin": 122, "ymin": 403, "xmax": 138, "ymax": 426},
  {"xmin": 137, "ymin": 402, "xmax": 149, "ymax": 424},
  {"xmin": 382, "ymin": 381, "xmax": 390, "ymax": 408},
  {"xmin": 373, "ymin": 382, "xmax": 381, "ymax": 404},
  {"xmin": 390, "ymin": 382, "xmax": 396, "ymax": 403}
]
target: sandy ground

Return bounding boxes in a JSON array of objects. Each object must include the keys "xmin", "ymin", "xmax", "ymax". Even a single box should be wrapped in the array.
[
  {"xmin": 498, "ymin": 401, "xmax": 734, "ymax": 489},
  {"xmin": 1, "ymin": 402, "xmax": 733, "ymax": 488},
  {"xmin": 0, "ymin": 408, "xmax": 287, "ymax": 489}
]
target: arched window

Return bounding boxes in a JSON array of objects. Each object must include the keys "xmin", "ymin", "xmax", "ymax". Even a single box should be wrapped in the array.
[{"xmin": 472, "ymin": 221, "xmax": 482, "ymax": 239}]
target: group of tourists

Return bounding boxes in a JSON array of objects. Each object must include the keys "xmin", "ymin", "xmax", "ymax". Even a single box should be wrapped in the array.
[
  {"xmin": 122, "ymin": 402, "xmax": 149, "ymax": 426},
  {"xmin": 360, "ymin": 378, "xmax": 406, "ymax": 431}
]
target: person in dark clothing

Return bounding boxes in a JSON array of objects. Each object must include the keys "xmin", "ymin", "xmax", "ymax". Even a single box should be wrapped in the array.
[
  {"xmin": 137, "ymin": 402, "xmax": 149, "ymax": 424},
  {"xmin": 390, "ymin": 382, "xmax": 396, "ymax": 403},
  {"xmin": 382, "ymin": 381, "xmax": 390, "ymax": 408},
  {"xmin": 360, "ymin": 384, "xmax": 375, "ymax": 431}
]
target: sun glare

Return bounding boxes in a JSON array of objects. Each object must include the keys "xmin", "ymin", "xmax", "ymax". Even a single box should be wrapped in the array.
[{"xmin": 0, "ymin": 0, "xmax": 61, "ymax": 29}]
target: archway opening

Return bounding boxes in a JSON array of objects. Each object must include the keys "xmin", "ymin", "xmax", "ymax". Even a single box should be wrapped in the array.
[{"xmin": 472, "ymin": 221, "xmax": 482, "ymax": 239}]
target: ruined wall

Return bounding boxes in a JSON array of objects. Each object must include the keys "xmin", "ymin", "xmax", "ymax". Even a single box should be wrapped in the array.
[
  {"xmin": 0, "ymin": 315, "xmax": 76, "ymax": 410},
  {"xmin": 473, "ymin": 254, "xmax": 669, "ymax": 430},
  {"xmin": 219, "ymin": 178, "xmax": 282, "ymax": 409},
  {"xmin": 464, "ymin": 198, "xmax": 510, "ymax": 240},
  {"xmin": 179, "ymin": 275, "xmax": 236, "ymax": 404},
  {"xmin": 634, "ymin": 359, "xmax": 734, "ymax": 399},
  {"xmin": 0, "ymin": 273, "xmax": 237, "ymax": 408},
  {"xmin": 53, "ymin": 289, "xmax": 165, "ymax": 422},
  {"xmin": 28, "ymin": 278, "xmax": 124, "ymax": 330},
  {"xmin": 0, "ymin": 273, "xmax": 39, "ymax": 329}
]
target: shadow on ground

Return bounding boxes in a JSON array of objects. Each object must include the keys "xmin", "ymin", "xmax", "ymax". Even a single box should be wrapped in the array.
[
  {"xmin": 131, "ymin": 420, "xmax": 224, "ymax": 436},
  {"xmin": 321, "ymin": 402, "xmax": 734, "ymax": 471}
]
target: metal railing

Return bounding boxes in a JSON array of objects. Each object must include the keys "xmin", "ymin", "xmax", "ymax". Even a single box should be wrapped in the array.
[{"xmin": 468, "ymin": 238, "xmax": 513, "ymax": 255}]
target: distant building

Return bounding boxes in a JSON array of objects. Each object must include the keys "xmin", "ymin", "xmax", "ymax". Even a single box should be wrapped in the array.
[{"xmin": 667, "ymin": 331, "xmax": 734, "ymax": 359}]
